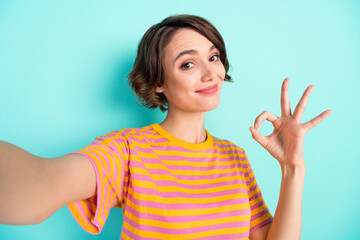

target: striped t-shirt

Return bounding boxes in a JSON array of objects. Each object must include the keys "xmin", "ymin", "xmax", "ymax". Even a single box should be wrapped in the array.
[{"xmin": 66, "ymin": 123, "xmax": 273, "ymax": 239}]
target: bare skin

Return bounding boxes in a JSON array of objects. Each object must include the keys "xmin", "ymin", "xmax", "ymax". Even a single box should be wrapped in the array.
[{"xmin": 156, "ymin": 28, "xmax": 225, "ymax": 144}]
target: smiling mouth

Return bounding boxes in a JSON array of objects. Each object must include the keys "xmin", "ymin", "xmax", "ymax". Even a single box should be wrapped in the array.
[{"xmin": 195, "ymin": 84, "xmax": 218, "ymax": 94}]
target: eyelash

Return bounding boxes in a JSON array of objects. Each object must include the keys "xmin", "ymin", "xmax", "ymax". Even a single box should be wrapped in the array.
[{"xmin": 180, "ymin": 54, "xmax": 220, "ymax": 70}]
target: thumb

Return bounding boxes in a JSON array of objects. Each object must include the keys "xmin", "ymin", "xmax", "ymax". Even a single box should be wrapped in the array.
[{"xmin": 249, "ymin": 126, "xmax": 267, "ymax": 149}]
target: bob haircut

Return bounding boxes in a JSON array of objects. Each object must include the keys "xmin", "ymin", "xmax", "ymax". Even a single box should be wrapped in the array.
[{"xmin": 127, "ymin": 14, "xmax": 233, "ymax": 113}]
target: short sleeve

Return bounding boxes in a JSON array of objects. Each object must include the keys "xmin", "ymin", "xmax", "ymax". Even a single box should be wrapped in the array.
[
  {"xmin": 66, "ymin": 131, "xmax": 129, "ymax": 235},
  {"xmin": 242, "ymin": 149, "xmax": 273, "ymax": 233}
]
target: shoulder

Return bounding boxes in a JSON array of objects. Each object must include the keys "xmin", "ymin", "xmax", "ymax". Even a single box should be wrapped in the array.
[
  {"xmin": 212, "ymin": 136, "xmax": 249, "ymax": 171},
  {"xmin": 94, "ymin": 125, "xmax": 154, "ymax": 143},
  {"xmin": 212, "ymin": 136, "xmax": 246, "ymax": 154}
]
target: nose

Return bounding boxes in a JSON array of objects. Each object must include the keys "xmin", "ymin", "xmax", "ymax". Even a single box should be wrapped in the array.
[{"xmin": 200, "ymin": 62, "xmax": 217, "ymax": 82}]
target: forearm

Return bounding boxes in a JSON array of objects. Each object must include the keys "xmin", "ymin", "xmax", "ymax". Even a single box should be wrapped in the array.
[
  {"xmin": 0, "ymin": 141, "xmax": 47, "ymax": 225},
  {"xmin": 266, "ymin": 163, "xmax": 306, "ymax": 240}
]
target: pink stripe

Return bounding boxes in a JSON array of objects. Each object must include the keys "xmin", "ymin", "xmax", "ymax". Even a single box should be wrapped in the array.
[
  {"xmin": 129, "ymin": 167, "xmax": 241, "ymax": 181},
  {"xmin": 136, "ymin": 137, "xmax": 169, "ymax": 144},
  {"xmin": 252, "ymin": 207, "xmax": 270, "ymax": 220},
  {"xmin": 130, "ymin": 148, "xmax": 247, "ymax": 162},
  {"xmin": 94, "ymin": 152, "xmax": 109, "ymax": 228},
  {"xmin": 243, "ymin": 168, "xmax": 251, "ymax": 174},
  {"xmin": 249, "ymin": 184, "xmax": 259, "ymax": 195},
  {"xmin": 122, "ymin": 128, "xmax": 134, "ymax": 135},
  {"xmin": 108, "ymin": 139, "xmax": 121, "ymax": 155},
  {"xmin": 134, "ymin": 154, "xmax": 245, "ymax": 162},
  {"xmin": 107, "ymin": 141, "xmax": 120, "ymax": 199},
  {"xmin": 102, "ymin": 176, "xmax": 109, "ymax": 223},
  {"xmin": 131, "ymin": 172, "xmax": 246, "ymax": 190},
  {"xmin": 139, "ymin": 136, "xmax": 169, "ymax": 144},
  {"xmin": 243, "ymin": 171, "xmax": 251, "ymax": 178},
  {"xmin": 131, "ymin": 141, "xmax": 243, "ymax": 154},
  {"xmin": 121, "ymin": 227, "xmax": 161, "ymax": 240},
  {"xmin": 249, "ymin": 191, "xmax": 262, "ymax": 202},
  {"xmin": 241, "ymin": 163, "xmax": 250, "ymax": 169},
  {"xmin": 192, "ymin": 232, "xmax": 249, "ymax": 240},
  {"xmin": 132, "ymin": 155, "xmax": 246, "ymax": 165},
  {"xmin": 123, "ymin": 214, "xmax": 251, "ymax": 236},
  {"xmin": 128, "ymin": 185, "xmax": 248, "ymax": 200},
  {"xmin": 84, "ymin": 198, "xmax": 95, "ymax": 217},
  {"xmin": 144, "ymin": 132, "xmax": 163, "ymax": 138},
  {"xmin": 126, "ymin": 191, "xmax": 249, "ymax": 210},
  {"xmin": 132, "ymin": 143, "xmax": 207, "ymax": 153},
  {"xmin": 75, "ymin": 201, "xmax": 91, "ymax": 222},
  {"xmin": 130, "ymin": 158, "xmax": 248, "ymax": 173},
  {"xmin": 130, "ymin": 159, "xmax": 243, "ymax": 172},
  {"xmin": 124, "ymin": 202, "xmax": 250, "ymax": 223},
  {"xmin": 213, "ymin": 141, "xmax": 245, "ymax": 153},
  {"xmin": 127, "ymin": 131, "xmax": 144, "ymax": 138},
  {"xmin": 248, "ymin": 174, "xmax": 255, "ymax": 182},
  {"xmin": 111, "ymin": 139, "xmax": 126, "ymax": 208},
  {"xmin": 122, "ymin": 226, "xmax": 249, "ymax": 240},
  {"xmin": 250, "ymin": 216, "xmax": 273, "ymax": 233}
]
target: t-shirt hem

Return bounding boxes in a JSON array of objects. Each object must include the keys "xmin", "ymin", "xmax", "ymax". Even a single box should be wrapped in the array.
[
  {"xmin": 250, "ymin": 216, "xmax": 273, "ymax": 233},
  {"xmin": 65, "ymin": 152, "xmax": 103, "ymax": 234}
]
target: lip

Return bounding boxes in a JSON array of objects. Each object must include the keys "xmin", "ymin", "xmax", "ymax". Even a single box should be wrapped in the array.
[{"xmin": 195, "ymin": 83, "xmax": 218, "ymax": 93}]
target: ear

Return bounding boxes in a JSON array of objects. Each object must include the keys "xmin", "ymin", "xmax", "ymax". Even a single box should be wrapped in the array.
[{"xmin": 156, "ymin": 84, "xmax": 165, "ymax": 94}]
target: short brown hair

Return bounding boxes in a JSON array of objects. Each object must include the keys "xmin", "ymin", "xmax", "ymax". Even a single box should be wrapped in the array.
[{"xmin": 127, "ymin": 14, "xmax": 233, "ymax": 113}]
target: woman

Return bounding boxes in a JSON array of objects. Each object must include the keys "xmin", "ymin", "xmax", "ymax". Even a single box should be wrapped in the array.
[{"xmin": 0, "ymin": 14, "xmax": 332, "ymax": 239}]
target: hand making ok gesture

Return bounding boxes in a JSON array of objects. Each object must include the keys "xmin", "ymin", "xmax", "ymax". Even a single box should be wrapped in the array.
[{"xmin": 249, "ymin": 78, "xmax": 332, "ymax": 168}]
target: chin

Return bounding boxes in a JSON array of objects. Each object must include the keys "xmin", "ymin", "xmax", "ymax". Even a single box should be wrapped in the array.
[
  {"xmin": 172, "ymin": 96, "xmax": 221, "ymax": 113},
  {"xmin": 195, "ymin": 99, "xmax": 220, "ymax": 112}
]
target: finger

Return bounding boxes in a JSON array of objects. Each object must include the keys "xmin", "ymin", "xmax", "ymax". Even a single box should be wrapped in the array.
[
  {"xmin": 254, "ymin": 111, "xmax": 279, "ymax": 129},
  {"xmin": 302, "ymin": 110, "xmax": 333, "ymax": 133},
  {"xmin": 293, "ymin": 85, "xmax": 315, "ymax": 121},
  {"xmin": 249, "ymin": 126, "xmax": 269, "ymax": 149},
  {"xmin": 281, "ymin": 78, "xmax": 292, "ymax": 116}
]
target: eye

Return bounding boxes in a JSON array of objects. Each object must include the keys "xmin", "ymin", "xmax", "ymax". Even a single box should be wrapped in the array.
[
  {"xmin": 210, "ymin": 54, "xmax": 220, "ymax": 62},
  {"xmin": 180, "ymin": 62, "xmax": 194, "ymax": 70}
]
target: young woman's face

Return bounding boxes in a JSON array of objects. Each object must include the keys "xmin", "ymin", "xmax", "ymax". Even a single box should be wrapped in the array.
[{"xmin": 156, "ymin": 28, "xmax": 226, "ymax": 113}]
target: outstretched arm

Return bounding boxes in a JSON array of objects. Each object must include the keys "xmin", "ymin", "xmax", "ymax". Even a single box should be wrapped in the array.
[{"xmin": 0, "ymin": 141, "xmax": 96, "ymax": 225}]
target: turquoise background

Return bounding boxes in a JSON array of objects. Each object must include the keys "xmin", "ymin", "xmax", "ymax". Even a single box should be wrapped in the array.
[{"xmin": 0, "ymin": 0, "xmax": 359, "ymax": 239}]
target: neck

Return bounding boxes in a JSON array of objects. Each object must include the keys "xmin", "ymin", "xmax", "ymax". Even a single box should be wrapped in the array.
[{"xmin": 159, "ymin": 109, "xmax": 207, "ymax": 144}]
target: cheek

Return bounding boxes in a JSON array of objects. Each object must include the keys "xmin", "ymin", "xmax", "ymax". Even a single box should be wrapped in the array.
[
  {"xmin": 218, "ymin": 64, "xmax": 226, "ymax": 80},
  {"xmin": 166, "ymin": 79, "xmax": 191, "ymax": 99}
]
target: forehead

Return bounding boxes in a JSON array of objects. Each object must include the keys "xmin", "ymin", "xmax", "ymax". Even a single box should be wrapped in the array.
[{"xmin": 165, "ymin": 28, "xmax": 214, "ymax": 59}]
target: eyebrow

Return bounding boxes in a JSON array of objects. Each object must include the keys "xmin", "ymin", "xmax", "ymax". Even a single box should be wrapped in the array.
[{"xmin": 173, "ymin": 44, "xmax": 217, "ymax": 64}]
